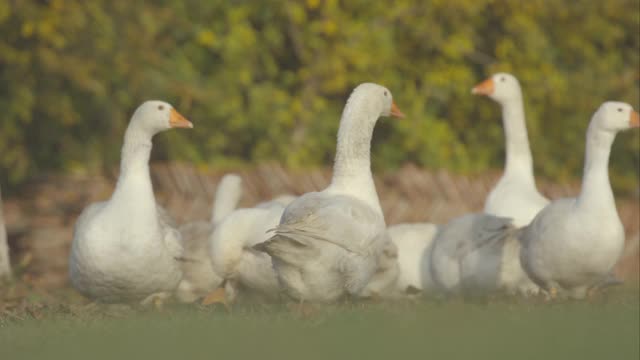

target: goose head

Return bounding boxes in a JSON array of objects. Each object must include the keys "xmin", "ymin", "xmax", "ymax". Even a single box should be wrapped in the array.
[
  {"xmin": 472, "ymin": 72, "xmax": 522, "ymax": 103},
  {"xmin": 592, "ymin": 102, "xmax": 639, "ymax": 133},
  {"xmin": 346, "ymin": 83, "xmax": 405, "ymax": 123},
  {"xmin": 130, "ymin": 100, "xmax": 193, "ymax": 136}
]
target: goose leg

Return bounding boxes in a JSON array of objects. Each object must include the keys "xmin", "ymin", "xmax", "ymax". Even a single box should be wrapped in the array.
[
  {"xmin": 287, "ymin": 298, "xmax": 317, "ymax": 318},
  {"xmin": 543, "ymin": 285, "xmax": 559, "ymax": 302}
]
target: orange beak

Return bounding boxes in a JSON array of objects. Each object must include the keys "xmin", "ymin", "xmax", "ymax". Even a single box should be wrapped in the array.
[
  {"xmin": 169, "ymin": 108, "xmax": 193, "ymax": 128},
  {"xmin": 390, "ymin": 101, "xmax": 405, "ymax": 119},
  {"xmin": 630, "ymin": 110, "xmax": 640, "ymax": 128},
  {"xmin": 471, "ymin": 78, "xmax": 495, "ymax": 96}
]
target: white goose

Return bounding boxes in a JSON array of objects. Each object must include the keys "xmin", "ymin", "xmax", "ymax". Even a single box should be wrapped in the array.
[
  {"xmin": 69, "ymin": 101, "xmax": 193, "ymax": 303},
  {"xmin": 175, "ymin": 174, "xmax": 242, "ymax": 303},
  {"xmin": 256, "ymin": 83, "xmax": 404, "ymax": 302},
  {"xmin": 521, "ymin": 102, "xmax": 639, "ymax": 299},
  {"xmin": 428, "ymin": 213, "xmax": 538, "ymax": 296},
  {"xmin": 0, "ymin": 185, "xmax": 11, "ymax": 281},
  {"xmin": 208, "ymin": 206, "xmax": 286, "ymax": 302},
  {"xmin": 207, "ymin": 181, "xmax": 296, "ymax": 303},
  {"xmin": 472, "ymin": 73, "xmax": 549, "ymax": 227}
]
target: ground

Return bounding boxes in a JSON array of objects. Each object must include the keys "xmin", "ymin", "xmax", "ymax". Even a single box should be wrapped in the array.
[{"xmin": 1, "ymin": 283, "xmax": 638, "ymax": 360}]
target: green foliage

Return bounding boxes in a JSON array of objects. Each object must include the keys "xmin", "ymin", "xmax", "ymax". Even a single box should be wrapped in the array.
[{"xmin": 0, "ymin": 0, "xmax": 638, "ymax": 192}]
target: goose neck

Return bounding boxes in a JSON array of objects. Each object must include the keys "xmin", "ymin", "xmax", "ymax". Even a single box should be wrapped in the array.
[
  {"xmin": 577, "ymin": 125, "xmax": 615, "ymax": 209},
  {"xmin": 111, "ymin": 124, "xmax": 155, "ymax": 205},
  {"xmin": 501, "ymin": 97, "xmax": 534, "ymax": 183},
  {"xmin": 330, "ymin": 102, "xmax": 382, "ymax": 213}
]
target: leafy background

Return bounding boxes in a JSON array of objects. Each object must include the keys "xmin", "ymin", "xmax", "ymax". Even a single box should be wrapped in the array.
[{"xmin": 0, "ymin": 0, "xmax": 638, "ymax": 193}]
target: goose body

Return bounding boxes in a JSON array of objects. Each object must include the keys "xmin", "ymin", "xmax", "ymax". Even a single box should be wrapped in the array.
[
  {"xmin": 429, "ymin": 213, "xmax": 538, "ymax": 296},
  {"xmin": 263, "ymin": 192, "xmax": 396, "ymax": 301},
  {"xmin": 69, "ymin": 101, "xmax": 193, "ymax": 303},
  {"xmin": 521, "ymin": 102, "xmax": 638, "ymax": 299},
  {"xmin": 257, "ymin": 83, "xmax": 404, "ymax": 302}
]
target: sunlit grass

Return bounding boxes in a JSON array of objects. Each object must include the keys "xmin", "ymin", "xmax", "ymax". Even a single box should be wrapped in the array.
[{"xmin": 1, "ymin": 287, "xmax": 638, "ymax": 360}]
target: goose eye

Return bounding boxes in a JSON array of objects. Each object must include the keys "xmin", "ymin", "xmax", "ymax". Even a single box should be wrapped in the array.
[
  {"xmin": 158, "ymin": 105, "xmax": 165, "ymax": 111},
  {"xmin": 617, "ymin": 108, "xmax": 623, "ymax": 112},
  {"xmin": 500, "ymin": 77, "xmax": 506, "ymax": 82},
  {"xmin": 383, "ymin": 91, "xmax": 388, "ymax": 97}
]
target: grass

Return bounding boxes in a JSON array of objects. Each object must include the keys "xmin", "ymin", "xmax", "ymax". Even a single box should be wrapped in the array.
[{"xmin": 1, "ymin": 286, "xmax": 638, "ymax": 360}]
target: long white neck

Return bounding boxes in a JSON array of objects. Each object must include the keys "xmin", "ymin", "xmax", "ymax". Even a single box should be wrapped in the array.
[
  {"xmin": 576, "ymin": 124, "xmax": 616, "ymax": 210},
  {"xmin": 329, "ymin": 100, "xmax": 382, "ymax": 215},
  {"xmin": 500, "ymin": 95, "xmax": 535, "ymax": 186},
  {"xmin": 211, "ymin": 175, "xmax": 243, "ymax": 224},
  {"xmin": 109, "ymin": 124, "xmax": 158, "ymax": 223},
  {"xmin": 0, "ymin": 186, "xmax": 11, "ymax": 280}
]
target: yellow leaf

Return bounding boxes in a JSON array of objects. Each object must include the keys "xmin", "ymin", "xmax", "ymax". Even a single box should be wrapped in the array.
[
  {"xmin": 196, "ymin": 29, "xmax": 217, "ymax": 48},
  {"xmin": 21, "ymin": 22, "xmax": 34, "ymax": 37},
  {"xmin": 306, "ymin": 0, "xmax": 321, "ymax": 10}
]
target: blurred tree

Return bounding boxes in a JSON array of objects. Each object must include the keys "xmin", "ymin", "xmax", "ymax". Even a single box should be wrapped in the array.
[{"xmin": 0, "ymin": 0, "xmax": 638, "ymax": 193}]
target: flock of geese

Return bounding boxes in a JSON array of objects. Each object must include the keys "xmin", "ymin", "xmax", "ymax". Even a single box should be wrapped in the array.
[{"xmin": 66, "ymin": 73, "xmax": 639, "ymax": 306}]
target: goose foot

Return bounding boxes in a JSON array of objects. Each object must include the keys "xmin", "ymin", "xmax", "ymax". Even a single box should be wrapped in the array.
[
  {"xmin": 140, "ymin": 292, "xmax": 172, "ymax": 310},
  {"xmin": 202, "ymin": 286, "xmax": 230, "ymax": 311}
]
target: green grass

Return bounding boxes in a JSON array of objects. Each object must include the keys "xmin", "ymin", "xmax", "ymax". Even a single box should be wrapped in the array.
[{"xmin": 1, "ymin": 289, "xmax": 638, "ymax": 360}]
